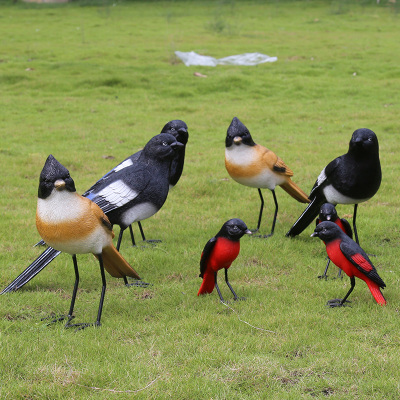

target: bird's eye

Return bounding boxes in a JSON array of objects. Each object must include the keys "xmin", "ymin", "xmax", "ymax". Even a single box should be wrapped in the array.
[
  {"xmin": 232, "ymin": 226, "xmax": 239, "ymax": 230},
  {"xmin": 162, "ymin": 141, "xmax": 168, "ymax": 146},
  {"xmin": 170, "ymin": 127, "xmax": 176, "ymax": 131},
  {"xmin": 367, "ymin": 137, "xmax": 372, "ymax": 141}
]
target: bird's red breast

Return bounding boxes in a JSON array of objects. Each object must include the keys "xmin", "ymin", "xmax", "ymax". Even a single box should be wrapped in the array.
[{"xmin": 205, "ymin": 237, "xmax": 240, "ymax": 272}]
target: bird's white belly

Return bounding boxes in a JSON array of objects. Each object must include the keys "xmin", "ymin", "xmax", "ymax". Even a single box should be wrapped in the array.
[
  {"xmin": 231, "ymin": 169, "xmax": 284, "ymax": 190},
  {"xmin": 121, "ymin": 202, "xmax": 159, "ymax": 226},
  {"xmin": 323, "ymin": 185, "xmax": 369, "ymax": 205}
]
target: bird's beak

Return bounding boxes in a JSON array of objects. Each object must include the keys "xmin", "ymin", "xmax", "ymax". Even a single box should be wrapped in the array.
[
  {"xmin": 171, "ymin": 141, "xmax": 184, "ymax": 150},
  {"xmin": 326, "ymin": 215, "xmax": 331, "ymax": 221},
  {"xmin": 233, "ymin": 136, "xmax": 242, "ymax": 144},
  {"xmin": 310, "ymin": 232, "xmax": 318, "ymax": 237},
  {"xmin": 54, "ymin": 179, "xmax": 66, "ymax": 191},
  {"xmin": 245, "ymin": 229, "xmax": 252, "ymax": 235}
]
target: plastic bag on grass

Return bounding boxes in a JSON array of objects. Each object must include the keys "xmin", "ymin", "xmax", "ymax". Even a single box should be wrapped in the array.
[{"xmin": 175, "ymin": 51, "xmax": 277, "ymax": 67}]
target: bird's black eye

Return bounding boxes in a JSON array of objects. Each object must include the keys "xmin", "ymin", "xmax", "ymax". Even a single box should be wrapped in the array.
[
  {"xmin": 367, "ymin": 137, "xmax": 372, "ymax": 142},
  {"xmin": 162, "ymin": 141, "xmax": 168, "ymax": 146},
  {"xmin": 170, "ymin": 127, "xmax": 176, "ymax": 131},
  {"xmin": 232, "ymin": 226, "xmax": 239, "ymax": 231}
]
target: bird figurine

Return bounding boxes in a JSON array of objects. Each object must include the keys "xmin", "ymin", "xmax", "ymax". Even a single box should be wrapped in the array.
[
  {"xmin": 225, "ymin": 117, "xmax": 310, "ymax": 237},
  {"xmin": 311, "ymin": 221, "xmax": 386, "ymax": 307},
  {"xmin": 36, "ymin": 155, "xmax": 141, "ymax": 329},
  {"xmin": 286, "ymin": 128, "xmax": 381, "ymax": 243},
  {"xmin": 1, "ymin": 131, "xmax": 183, "ymax": 294},
  {"xmin": 316, "ymin": 203, "xmax": 353, "ymax": 279},
  {"xmin": 197, "ymin": 218, "xmax": 251, "ymax": 302}
]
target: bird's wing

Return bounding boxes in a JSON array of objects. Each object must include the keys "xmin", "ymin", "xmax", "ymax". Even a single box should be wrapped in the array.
[
  {"xmin": 339, "ymin": 240, "xmax": 385, "ymax": 287},
  {"xmin": 82, "ymin": 151, "xmax": 141, "ymax": 197},
  {"xmin": 85, "ymin": 163, "xmax": 151, "ymax": 214},
  {"xmin": 272, "ymin": 156, "xmax": 294, "ymax": 177},
  {"xmin": 339, "ymin": 218, "xmax": 353, "ymax": 239},
  {"xmin": 309, "ymin": 157, "xmax": 340, "ymax": 197},
  {"xmin": 199, "ymin": 237, "xmax": 217, "ymax": 278}
]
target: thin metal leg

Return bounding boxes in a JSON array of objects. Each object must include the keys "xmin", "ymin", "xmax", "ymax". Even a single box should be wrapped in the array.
[
  {"xmin": 138, "ymin": 221, "xmax": 146, "ymax": 241},
  {"xmin": 95, "ymin": 254, "xmax": 107, "ymax": 327},
  {"xmin": 67, "ymin": 255, "xmax": 80, "ymax": 320},
  {"xmin": 116, "ymin": 228, "xmax": 124, "ymax": 251},
  {"xmin": 266, "ymin": 189, "xmax": 278, "ymax": 238},
  {"xmin": 255, "ymin": 188, "xmax": 264, "ymax": 232},
  {"xmin": 318, "ymin": 258, "xmax": 331, "ymax": 280},
  {"xmin": 327, "ymin": 276, "xmax": 355, "ymax": 307},
  {"xmin": 353, "ymin": 204, "xmax": 359, "ymax": 245},
  {"xmin": 214, "ymin": 271, "xmax": 225, "ymax": 303},
  {"xmin": 224, "ymin": 268, "xmax": 241, "ymax": 300},
  {"xmin": 129, "ymin": 225, "xmax": 136, "ymax": 247}
]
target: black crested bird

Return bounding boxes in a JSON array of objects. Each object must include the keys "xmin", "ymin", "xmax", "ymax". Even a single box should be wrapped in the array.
[
  {"xmin": 36, "ymin": 155, "xmax": 141, "ymax": 329},
  {"xmin": 1, "ymin": 132, "xmax": 183, "ymax": 294},
  {"xmin": 316, "ymin": 203, "xmax": 353, "ymax": 279},
  {"xmin": 225, "ymin": 117, "xmax": 310, "ymax": 237},
  {"xmin": 311, "ymin": 221, "xmax": 386, "ymax": 307},
  {"xmin": 197, "ymin": 218, "xmax": 251, "ymax": 302},
  {"xmin": 286, "ymin": 128, "xmax": 381, "ymax": 243}
]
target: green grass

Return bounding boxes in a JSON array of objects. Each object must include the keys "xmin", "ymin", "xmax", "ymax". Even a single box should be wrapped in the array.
[{"xmin": 1, "ymin": 0, "xmax": 400, "ymax": 398}]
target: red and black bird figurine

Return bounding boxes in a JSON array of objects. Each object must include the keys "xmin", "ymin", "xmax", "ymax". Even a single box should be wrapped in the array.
[
  {"xmin": 36, "ymin": 155, "xmax": 141, "ymax": 329},
  {"xmin": 316, "ymin": 203, "xmax": 353, "ymax": 279},
  {"xmin": 311, "ymin": 221, "xmax": 386, "ymax": 307},
  {"xmin": 225, "ymin": 117, "xmax": 310, "ymax": 238},
  {"xmin": 197, "ymin": 218, "xmax": 251, "ymax": 302},
  {"xmin": 286, "ymin": 128, "xmax": 381, "ymax": 244}
]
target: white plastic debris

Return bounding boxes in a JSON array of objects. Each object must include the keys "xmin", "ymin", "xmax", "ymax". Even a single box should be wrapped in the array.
[{"xmin": 175, "ymin": 51, "xmax": 277, "ymax": 67}]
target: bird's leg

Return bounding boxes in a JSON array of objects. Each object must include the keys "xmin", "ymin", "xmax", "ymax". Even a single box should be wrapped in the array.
[
  {"xmin": 264, "ymin": 189, "xmax": 278, "ymax": 238},
  {"xmin": 318, "ymin": 257, "xmax": 331, "ymax": 280},
  {"xmin": 129, "ymin": 225, "xmax": 137, "ymax": 247},
  {"xmin": 251, "ymin": 188, "xmax": 264, "ymax": 233},
  {"xmin": 327, "ymin": 276, "xmax": 355, "ymax": 307},
  {"xmin": 353, "ymin": 204, "xmax": 359, "ymax": 245},
  {"xmin": 337, "ymin": 268, "xmax": 343, "ymax": 279},
  {"xmin": 44, "ymin": 254, "xmax": 79, "ymax": 326},
  {"xmin": 225, "ymin": 268, "xmax": 245, "ymax": 301},
  {"xmin": 116, "ymin": 228, "xmax": 125, "ymax": 251},
  {"xmin": 138, "ymin": 221, "xmax": 161, "ymax": 245},
  {"xmin": 66, "ymin": 255, "xmax": 106, "ymax": 330},
  {"xmin": 214, "ymin": 271, "xmax": 225, "ymax": 303}
]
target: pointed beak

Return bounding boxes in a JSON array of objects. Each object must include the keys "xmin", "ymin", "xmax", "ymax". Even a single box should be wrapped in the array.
[
  {"xmin": 326, "ymin": 215, "xmax": 331, "ymax": 221},
  {"xmin": 245, "ymin": 229, "xmax": 252, "ymax": 235},
  {"xmin": 233, "ymin": 136, "xmax": 242, "ymax": 144},
  {"xmin": 171, "ymin": 141, "xmax": 184, "ymax": 150},
  {"xmin": 54, "ymin": 179, "xmax": 66, "ymax": 191},
  {"xmin": 310, "ymin": 232, "xmax": 318, "ymax": 237}
]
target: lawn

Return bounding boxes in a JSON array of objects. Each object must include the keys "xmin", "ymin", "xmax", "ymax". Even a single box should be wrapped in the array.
[{"xmin": 1, "ymin": 0, "xmax": 400, "ymax": 398}]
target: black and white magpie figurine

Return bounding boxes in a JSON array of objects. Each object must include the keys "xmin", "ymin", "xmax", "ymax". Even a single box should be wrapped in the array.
[{"xmin": 286, "ymin": 128, "xmax": 381, "ymax": 243}]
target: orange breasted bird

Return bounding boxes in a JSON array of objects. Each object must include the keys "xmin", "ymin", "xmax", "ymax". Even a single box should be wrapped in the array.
[
  {"xmin": 36, "ymin": 155, "xmax": 141, "ymax": 329},
  {"xmin": 225, "ymin": 117, "xmax": 310, "ymax": 238},
  {"xmin": 316, "ymin": 203, "xmax": 353, "ymax": 279},
  {"xmin": 311, "ymin": 221, "xmax": 386, "ymax": 307},
  {"xmin": 198, "ymin": 218, "xmax": 251, "ymax": 302}
]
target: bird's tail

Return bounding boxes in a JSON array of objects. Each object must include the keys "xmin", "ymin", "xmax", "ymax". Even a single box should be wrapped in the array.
[
  {"xmin": 286, "ymin": 196, "xmax": 325, "ymax": 237},
  {"xmin": 197, "ymin": 271, "xmax": 215, "ymax": 296},
  {"xmin": 1, "ymin": 247, "xmax": 61, "ymax": 294},
  {"xmin": 280, "ymin": 179, "xmax": 310, "ymax": 204},
  {"xmin": 366, "ymin": 281, "xmax": 387, "ymax": 305},
  {"xmin": 98, "ymin": 246, "xmax": 141, "ymax": 280}
]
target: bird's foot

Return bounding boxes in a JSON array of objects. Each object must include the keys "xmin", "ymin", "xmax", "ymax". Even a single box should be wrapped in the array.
[
  {"xmin": 65, "ymin": 320, "xmax": 101, "ymax": 331},
  {"xmin": 41, "ymin": 313, "xmax": 71, "ymax": 325},
  {"xmin": 125, "ymin": 279, "xmax": 152, "ymax": 288},
  {"xmin": 326, "ymin": 299, "xmax": 351, "ymax": 308},
  {"xmin": 234, "ymin": 296, "xmax": 246, "ymax": 301},
  {"xmin": 318, "ymin": 274, "xmax": 329, "ymax": 280}
]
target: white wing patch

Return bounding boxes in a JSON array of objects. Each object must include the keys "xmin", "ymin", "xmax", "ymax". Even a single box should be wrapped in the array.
[
  {"xmin": 113, "ymin": 159, "xmax": 133, "ymax": 173},
  {"xmin": 97, "ymin": 180, "xmax": 138, "ymax": 207},
  {"xmin": 316, "ymin": 168, "xmax": 327, "ymax": 187}
]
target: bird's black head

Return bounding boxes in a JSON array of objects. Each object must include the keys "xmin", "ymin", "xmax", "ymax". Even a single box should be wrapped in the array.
[
  {"xmin": 142, "ymin": 133, "xmax": 184, "ymax": 162},
  {"xmin": 38, "ymin": 155, "xmax": 76, "ymax": 199},
  {"xmin": 311, "ymin": 221, "xmax": 343, "ymax": 243},
  {"xmin": 218, "ymin": 218, "xmax": 252, "ymax": 241},
  {"xmin": 319, "ymin": 203, "xmax": 338, "ymax": 222},
  {"xmin": 161, "ymin": 120, "xmax": 189, "ymax": 146},
  {"xmin": 349, "ymin": 128, "xmax": 379, "ymax": 157},
  {"xmin": 226, "ymin": 117, "xmax": 256, "ymax": 148}
]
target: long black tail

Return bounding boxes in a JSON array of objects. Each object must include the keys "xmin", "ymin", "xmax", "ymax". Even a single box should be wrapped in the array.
[
  {"xmin": 1, "ymin": 247, "xmax": 61, "ymax": 294},
  {"xmin": 286, "ymin": 196, "xmax": 326, "ymax": 237}
]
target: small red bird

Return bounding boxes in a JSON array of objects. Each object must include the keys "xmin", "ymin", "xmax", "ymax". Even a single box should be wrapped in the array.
[
  {"xmin": 316, "ymin": 203, "xmax": 353, "ymax": 279},
  {"xmin": 198, "ymin": 219, "xmax": 251, "ymax": 302},
  {"xmin": 311, "ymin": 221, "xmax": 386, "ymax": 306}
]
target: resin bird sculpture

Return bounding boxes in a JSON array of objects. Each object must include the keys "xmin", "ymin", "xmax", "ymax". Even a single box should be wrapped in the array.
[
  {"xmin": 225, "ymin": 117, "xmax": 310, "ymax": 238},
  {"xmin": 316, "ymin": 203, "xmax": 353, "ymax": 279},
  {"xmin": 311, "ymin": 221, "xmax": 386, "ymax": 307},
  {"xmin": 197, "ymin": 218, "xmax": 251, "ymax": 302},
  {"xmin": 1, "ymin": 131, "xmax": 183, "ymax": 294},
  {"xmin": 286, "ymin": 128, "xmax": 381, "ymax": 243},
  {"xmin": 36, "ymin": 155, "xmax": 141, "ymax": 329}
]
